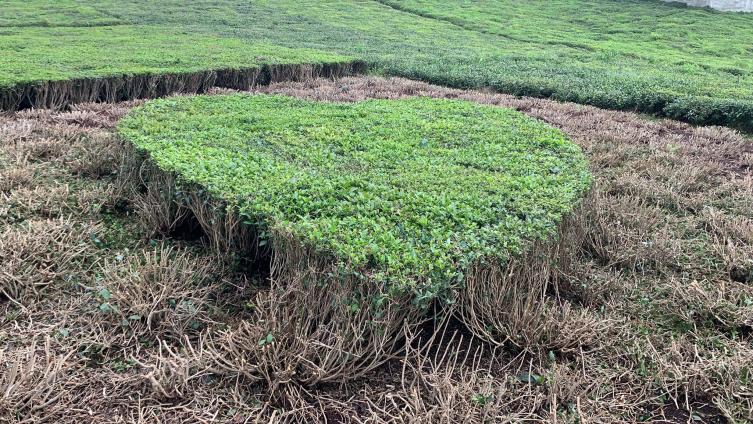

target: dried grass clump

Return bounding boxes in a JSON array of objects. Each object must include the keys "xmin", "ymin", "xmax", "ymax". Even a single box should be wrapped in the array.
[
  {"xmin": 0, "ymin": 337, "xmax": 76, "ymax": 423},
  {"xmin": 66, "ymin": 131, "xmax": 125, "ymax": 178},
  {"xmin": 0, "ymin": 217, "xmax": 102, "ymax": 303},
  {"xmin": 2, "ymin": 183, "xmax": 118, "ymax": 221},
  {"xmin": 701, "ymin": 205, "xmax": 753, "ymax": 284},
  {"xmin": 205, "ymin": 255, "xmax": 427, "ymax": 400},
  {"xmin": 359, "ymin": 327, "xmax": 638, "ymax": 423},
  {"xmin": 661, "ymin": 276, "xmax": 753, "ymax": 332},
  {"xmin": 578, "ymin": 183, "xmax": 682, "ymax": 274},
  {"xmin": 97, "ymin": 247, "xmax": 219, "ymax": 339},
  {"xmin": 0, "ymin": 118, "xmax": 43, "ymax": 145},
  {"xmin": 372, "ymin": 332, "xmax": 544, "ymax": 423},
  {"xmin": 0, "ymin": 167, "xmax": 33, "ymax": 194}
]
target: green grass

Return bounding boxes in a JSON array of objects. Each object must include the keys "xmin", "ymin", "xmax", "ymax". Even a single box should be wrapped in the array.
[
  {"xmin": 118, "ymin": 95, "xmax": 591, "ymax": 298},
  {"xmin": 2, "ymin": 0, "xmax": 753, "ymax": 129}
]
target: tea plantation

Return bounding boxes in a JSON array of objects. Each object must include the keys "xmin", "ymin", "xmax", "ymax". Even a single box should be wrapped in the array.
[
  {"xmin": 118, "ymin": 95, "xmax": 591, "ymax": 299},
  {"xmin": 0, "ymin": 26, "xmax": 350, "ymax": 86},
  {"xmin": 2, "ymin": 0, "xmax": 753, "ymax": 130}
]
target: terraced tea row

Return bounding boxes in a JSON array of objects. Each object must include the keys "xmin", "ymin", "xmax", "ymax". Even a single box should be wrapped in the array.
[
  {"xmin": 0, "ymin": 25, "xmax": 358, "ymax": 110},
  {"xmin": 2, "ymin": 0, "xmax": 753, "ymax": 130}
]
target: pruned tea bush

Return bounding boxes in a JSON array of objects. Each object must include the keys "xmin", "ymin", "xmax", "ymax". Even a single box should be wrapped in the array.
[
  {"xmin": 119, "ymin": 95, "xmax": 590, "ymax": 302},
  {"xmin": 0, "ymin": 25, "xmax": 360, "ymax": 110}
]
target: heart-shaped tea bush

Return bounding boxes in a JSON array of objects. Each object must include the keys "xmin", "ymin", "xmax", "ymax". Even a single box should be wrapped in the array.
[{"xmin": 119, "ymin": 95, "xmax": 590, "ymax": 303}]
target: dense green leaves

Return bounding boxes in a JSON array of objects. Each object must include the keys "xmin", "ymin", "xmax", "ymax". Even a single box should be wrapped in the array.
[
  {"xmin": 0, "ymin": 0, "xmax": 126, "ymax": 27},
  {"xmin": 119, "ymin": 95, "xmax": 590, "ymax": 296},
  {"xmin": 0, "ymin": 25, "xmax": 350, "ymax": 88},
  {"xmin": 3, "ymin": 0, "xmax": 753, "ymax": 129}
]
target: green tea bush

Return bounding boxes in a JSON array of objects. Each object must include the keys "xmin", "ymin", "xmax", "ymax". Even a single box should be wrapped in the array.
[
  {"xmin": 119, "ymin": 95, "xmax": 591, "ymax": 302},
  {"xmin": 0, "ymin": 0, "xmax": 126, "ymax": 27},
  {"xmin": 3, "ymin": 0, "xmax": 753, "ymax": 130},
  {"xmin": 0, "ymin": 26, "xmax": 358, "ymax": 110},
  {"xmin": 663, "ymin": 97, "xmax": 753, "ymax": 131}
]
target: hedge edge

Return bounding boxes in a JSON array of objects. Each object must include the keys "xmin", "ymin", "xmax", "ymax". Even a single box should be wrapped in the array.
[
  {"xmin": 122, "ymin": 134, "xmax": 590, "ymax": 350},
  {"xmin": 0, "ymin": 61, "xmax": 366, "ymax": 111}
]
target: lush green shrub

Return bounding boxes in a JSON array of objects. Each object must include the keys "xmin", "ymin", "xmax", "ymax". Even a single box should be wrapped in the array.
[
  {"xmin": 0, "ymin": 0, "xmax": 126, "ymax": 27},
  {"xmin": 0, "ymin": 25, "xmax": 356, "ymax": 109},
  {"xmin": 119, "ymin": 95, "xmax": 591, "ymax": 301},
  {"xmin": 663, "ymin": 97, "xmax": 753, "ymax": 132},
  {"xmin": 0, "ymin": 26, "xmax": 350, "ymax": 87},
  {"xmin": 4, "ymin": 0, "xmax": 753, "ymax": 130}
]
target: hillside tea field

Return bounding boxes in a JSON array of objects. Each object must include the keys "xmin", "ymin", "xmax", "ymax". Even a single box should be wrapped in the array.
[
  {"xmin": 119, "ymin": 95, "xmax": 591, "ymax": 299},
  {"xmin": 0, "ymin": 0, "xmax": 126, "ymax": 27},
  {"xmin": 2, "ymin": 0, "xmax": 753, "ymax": 130}
]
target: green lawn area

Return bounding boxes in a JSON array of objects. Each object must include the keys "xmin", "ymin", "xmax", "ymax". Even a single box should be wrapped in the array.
[{"xmin": 2, "ymin": 0, "xmax": 753, "ymax": 130}]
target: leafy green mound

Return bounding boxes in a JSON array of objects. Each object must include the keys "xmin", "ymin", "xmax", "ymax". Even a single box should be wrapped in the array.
[
  {"xmin": 5, "ymin": 0, "xmax": 753, "ymax": 130},
  {"xmin": 119, "ymin": 95, "xmax": 590, "ymax": 296},
  {"xmin": 0, "ymin": 25, "xmax": 351, "ymax": 89}
]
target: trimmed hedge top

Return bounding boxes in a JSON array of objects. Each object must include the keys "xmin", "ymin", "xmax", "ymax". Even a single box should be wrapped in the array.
[
  {"xmin": 119, "ymin": 95, "xmax": 590, "ymax": 298},
  {"xmin": 0, "ymin": 26, "xmax": 351, "ymax": 88}
]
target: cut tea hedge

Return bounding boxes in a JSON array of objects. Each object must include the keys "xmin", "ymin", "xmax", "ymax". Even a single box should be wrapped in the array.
[
  {"xmin": 0, "ymin": 25, "xmax": 358, "ymax": 110},
  {"xmin": 0, "ymin": 0, "xmax": 126, "ymax": 27},
  {"xmin": 119, "ymin": 95, "xmax": 590, "ymax": 299},
  {"xmin": 4, "ymin": 0, "xmax": 753, "ymax": 131}
]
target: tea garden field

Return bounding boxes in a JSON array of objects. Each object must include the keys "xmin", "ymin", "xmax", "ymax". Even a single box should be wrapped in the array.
[
  {"xmin": 1, "ymin": 1, "xmax": 752, "ymax": 423},
  {"xmin": 2, "ymin": 0, "xmax": 753, "ymax": 130}
]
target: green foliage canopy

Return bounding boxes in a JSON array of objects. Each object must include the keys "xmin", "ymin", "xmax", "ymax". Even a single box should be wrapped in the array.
[
  {"xmin": 0, "ymin": 25, "xmax": 351, "ymax": 88},
  {"xmin": 3, "ymin": 0, "xmax": 753, "ymax": 129},
  {"xmin": 119, "ymin": 95, "xmax": 591, "ymax": 298}
]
